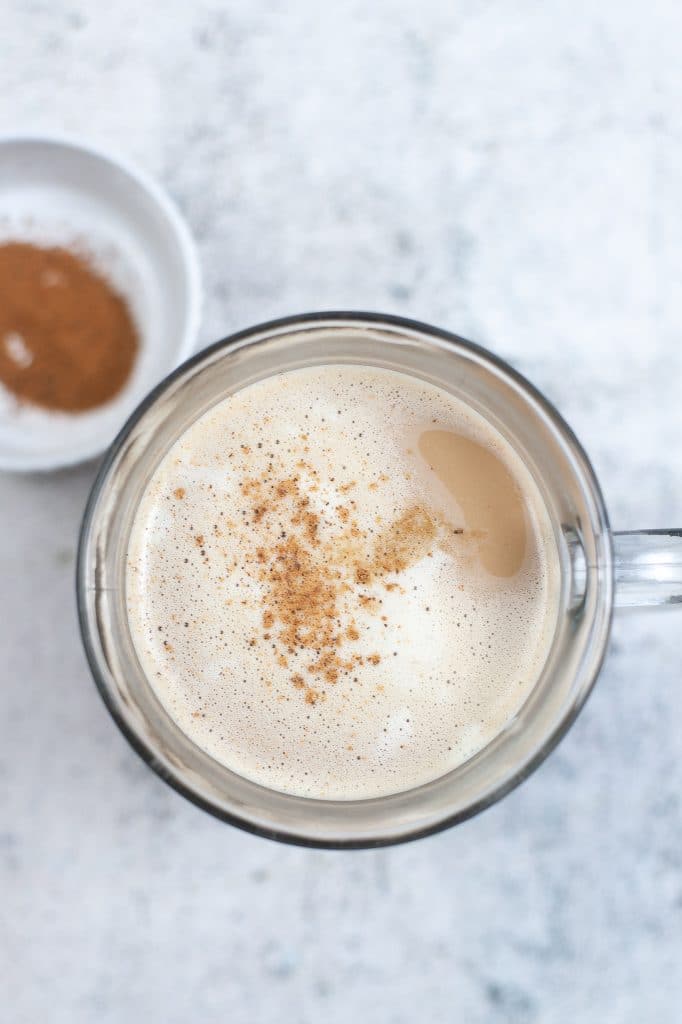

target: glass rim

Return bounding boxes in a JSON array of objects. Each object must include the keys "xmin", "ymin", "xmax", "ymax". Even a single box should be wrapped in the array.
[{"xmin": 76, "ymin": 310, "xmax": 614, "ymax": 848}]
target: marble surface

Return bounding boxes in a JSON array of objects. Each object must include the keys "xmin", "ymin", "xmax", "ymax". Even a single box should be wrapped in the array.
[{"xmin": 2, "ymin": 2, "xmax": 682, "ymax": 1021}]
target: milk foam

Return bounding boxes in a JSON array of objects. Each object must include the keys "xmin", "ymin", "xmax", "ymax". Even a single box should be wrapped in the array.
[{"xmin": 126, "ymin": 365, "xmax": 560, "ymax": 799}]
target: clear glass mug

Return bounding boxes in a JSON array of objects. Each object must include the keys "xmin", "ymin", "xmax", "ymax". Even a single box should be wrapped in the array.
[{"xmin": 77, "ymin": 313, "xmax": 682, "ymax": 848}]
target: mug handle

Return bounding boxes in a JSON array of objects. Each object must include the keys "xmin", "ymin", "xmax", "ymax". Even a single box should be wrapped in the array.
[{"xmin": 614, "ymin": 530, "xmax": 682, "ymax": 607}]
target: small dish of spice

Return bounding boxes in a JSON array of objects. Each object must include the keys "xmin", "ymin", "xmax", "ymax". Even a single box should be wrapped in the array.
[{"xmin": 0, "ymin": 136, "xmax": 201, "ymax": 471}]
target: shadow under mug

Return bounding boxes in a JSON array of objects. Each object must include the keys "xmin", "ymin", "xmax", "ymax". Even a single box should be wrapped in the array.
[{"xmin": 77, "ymin": 313, "xmax": 682, "ymax": 848}]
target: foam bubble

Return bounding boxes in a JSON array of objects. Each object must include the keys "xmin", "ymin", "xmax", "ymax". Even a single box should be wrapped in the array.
[{"xmin": 126, "ymin": 365, "xmax": 560, "ymax": 799}]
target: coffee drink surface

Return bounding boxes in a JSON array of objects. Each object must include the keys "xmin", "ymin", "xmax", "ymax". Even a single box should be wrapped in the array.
[{"xmin": 127, "ymin": 366, "xmax": 560, "ymax": 799}]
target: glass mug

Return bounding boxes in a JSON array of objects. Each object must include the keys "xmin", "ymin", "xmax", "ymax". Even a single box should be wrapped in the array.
[{"xmin": 77, "ymin": 313, "xmax": 682, "ymax": 848}]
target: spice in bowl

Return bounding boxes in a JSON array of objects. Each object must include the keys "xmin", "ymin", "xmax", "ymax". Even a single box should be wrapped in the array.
[{"xmin": 0, "ymin": 241, "xmax": 139, "ymax": 413}]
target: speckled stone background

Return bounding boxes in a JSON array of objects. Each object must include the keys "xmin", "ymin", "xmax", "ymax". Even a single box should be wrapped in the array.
[{"xmin": 2, "ymin": 3, "xmax": 682, "ymax": 1022}]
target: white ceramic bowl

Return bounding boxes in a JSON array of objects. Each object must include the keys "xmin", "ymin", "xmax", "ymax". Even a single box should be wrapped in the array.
[{"xmin": 0, "ymin": 136, "xmax": 202, "ymax": 471}]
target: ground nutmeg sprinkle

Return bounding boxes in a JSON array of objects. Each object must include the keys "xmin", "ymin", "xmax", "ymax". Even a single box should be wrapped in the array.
[
  {"xmin": 0, "ymin": 241, "xmax": 139, "ymax": 413},
  {"xmin": 222, "ymin": 457, "xmax": 439, "ymax": 707}
]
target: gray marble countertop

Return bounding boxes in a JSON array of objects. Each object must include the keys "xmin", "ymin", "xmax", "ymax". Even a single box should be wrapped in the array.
[{"xmin": 2, "ymin": 3, "xmax": 681, "ymax": 1022}]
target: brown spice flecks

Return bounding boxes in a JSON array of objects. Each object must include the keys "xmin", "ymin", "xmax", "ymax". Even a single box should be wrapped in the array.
[
  {"xmin": 0, "ymin": 242, "xmax": 138, "ymax": 412},
  {"xmin": 173, "ymin": 487, "xmax": 186, "ymax": 500},
  {"xmin": 238, "ymin": 463, "xmax": 440, "ymax": 702},
  {"xmin": 367, "ymin": 506, "xmax": 437, "ymax": 579}
]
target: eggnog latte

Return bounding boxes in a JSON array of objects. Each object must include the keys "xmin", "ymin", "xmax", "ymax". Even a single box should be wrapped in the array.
[{"xmin": 126, "ymin": 365, "xmax": 560, "ymax": 799}]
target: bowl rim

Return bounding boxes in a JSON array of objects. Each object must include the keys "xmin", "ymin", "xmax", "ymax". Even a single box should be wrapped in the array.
[{"xmin": 0, "ymin": 132, "xmax": 202, "ymax": 472}]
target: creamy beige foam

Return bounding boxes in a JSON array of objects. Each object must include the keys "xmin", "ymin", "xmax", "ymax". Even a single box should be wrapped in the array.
[{"xmin": 126, "ymin": 365, "xmax": 560, "ymax": 799}]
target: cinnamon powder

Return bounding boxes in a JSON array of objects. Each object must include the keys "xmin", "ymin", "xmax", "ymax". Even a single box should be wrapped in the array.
[
  {"xmin": 235, "ymin": 463, "xmax": 438, "ymax": 702},
  {"xmin": 0, "ymin": 241, "xmax": 139, "ymax": 412}
]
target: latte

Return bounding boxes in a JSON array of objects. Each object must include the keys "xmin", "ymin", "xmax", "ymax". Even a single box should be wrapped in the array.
[{"xmin": 126, "ymin": 365, "xmax": 560, "ymax": 799}]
